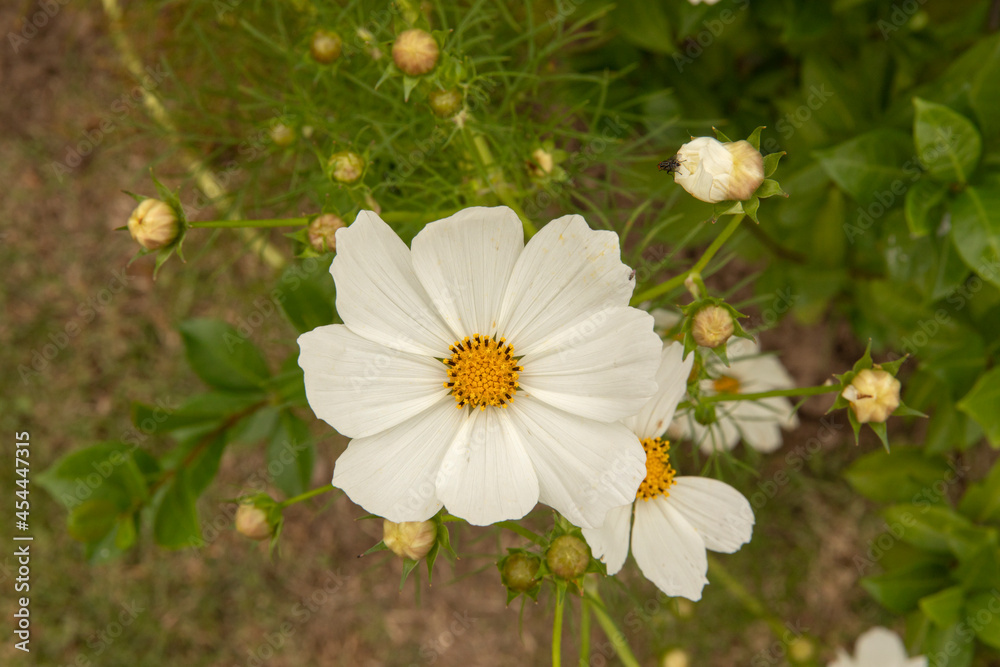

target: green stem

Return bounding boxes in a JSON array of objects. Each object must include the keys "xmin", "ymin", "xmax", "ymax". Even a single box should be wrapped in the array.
[
  {"xmin": 701, "ymin": 383, "xmax": 840, "ymax": 404},
  {"xmin": 579, "ymin": 597, "xmax": 591, "ymax": 667},
  {"xmin": 583, "ymin": 589, "xmax": 640, "ymax": 667},
  {"xmin": 630, "ymin": 214, "xmax": 745, "ymax": 306},
  {"xmin": 497, "ymin": 520, "xmax": 546, "ymax": 546},
  {"xmin": 552, "ymin": 589, "xmax": 564, "ymax": 667},
  {"xmin": 190, "ymin": 217, "xmax": 310, "ymax": 229},
  {"xmin": 467, "ymin": 129, "xmax": 539, "ymax": 237},
  {"xmin": 707, "ymin": 555, "xmax": 787, "ymax": 638},
  {"xmin": 279, "ymin": 483, "xmax": 335, "ymax": 509}
]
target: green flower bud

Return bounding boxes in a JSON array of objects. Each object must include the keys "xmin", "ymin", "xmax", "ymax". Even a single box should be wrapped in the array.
[
  {"xmin": 545, "ymin": 535, "xmax": 590, "ymax": 581},
  {"xmin": 269, "ymin": 122, "xmax": 296, "ymax": 147},
  {"xmin": 310, "ymin": 29, "xmax": 342, "ymax": 64},
  {"xmin": 328, "ymin": 151, "xmax": 364, "ymax": 184},
  {"xmin": 392, "ymin": 29, "xmax": 439, "ymax": 76},
  {"xmin": 428, "ymin": 89, "xmax": 462, "ymax": 118},
  {"xmin": 127, "ymin": 198, "xmax": 179, "ymax": 250},
  {"xmin": 500, "ymin": 552, "xmax": 541, "ymax": 592},
  {"xmin": 307, "ymin": 213, "xmax": 346, "ymax": 253},
  {"xmin": 383, "ymin": 519, "xmax": 437, "ymax": 560}
]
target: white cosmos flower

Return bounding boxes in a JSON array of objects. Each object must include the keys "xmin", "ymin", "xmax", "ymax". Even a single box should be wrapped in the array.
[
  {"xmin": 297, "ymin": 207, "xmax": 662, "ymax": 528},
  {"xmin": 829, "ymin": 627, "xmax": 927, "ymax": 667},
  {"xmin": 582, "ymin": 342, "xmax": 754, "ymax": 601}
]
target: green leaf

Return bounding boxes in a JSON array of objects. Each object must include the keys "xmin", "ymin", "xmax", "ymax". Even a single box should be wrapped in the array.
[
  {"xmin": 913, "ymin": 98, "xmax": 982, "ymax": 185},
  {"xmin": 966, "ymin": 591, "xmax": 1000, "ymax": 648},
  {"xmin": 966, "ymin": 34, "xmax": 1000, "ymax": 140},
  {"xmin": 922, "ymin": 619, "xmax": 975, "ymax": 667},
  {"xmin": 920, "ymin": 586, "xmax": 966, "ymax": 628},
  {"xmin": 862, "ymin": 564, "xmax": 952, "ymax": 613},
  {"xmin": 959, "ymin": 461, "xmax": 1000, "ymax": 523},
  {"xmin": 814, "ymin": 130, "xmax": 915, "ymax": 206},
  {"xmin": 67, "ymin": 499, "xmax": 120, "ymax": 543},
  {"xmin": 882, "ymin": 504, "xmax": 974, "ymax": 554},
  {"xmin": 131, "ymin": 392, "xmax": 264, "ymax": 438},
  {"xmin": 267, "ymin": 411, "xmax": 315, "ymax": 498},
  {"xmin": 610, "ymin": 0, "xmax": 674, "ymax": 54},
  {"xmin": 949, "ymin": 186, "xmax": 1000, "ymax": 290},
  {"xmin": 153, "ymin": 434, "xmax": 227, "ymax": 549},
  {"xmin": 844, "ymin": 448, "xmax": 951, "ymax": 505},
  {"xmin": 178, "ymin": 319, "xmax": 271, "ymax": 392},
  {"xmin": 957, "ymin": 367, "xmax": 1000, "ymax": 448},
  {"xmin": 904, "ymin": 179, "xmax": 947, "ymax": 237},
  {"xmin": 278, "ymin": 257, "xmax": 337, "ymax": 333},
  {"xmin": 37, "ymin": 442, "xmax": 150, "ymax": 511}
]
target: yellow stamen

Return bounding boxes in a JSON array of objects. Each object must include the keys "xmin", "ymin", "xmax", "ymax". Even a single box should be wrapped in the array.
[
  {"xmin": 713, "ymin": 375, "xmax": 741, "ymax": 394},
  {"xmin": 637, "ymin": 437, "xmax": 676, "ymax": 501},
  {"xmin": 443, "ymin": 334, "xmax": 522, "ymax": 410}
]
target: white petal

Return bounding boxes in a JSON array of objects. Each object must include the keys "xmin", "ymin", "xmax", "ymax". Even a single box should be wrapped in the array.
[
  {"xmin": 435, "ymin": 408, "xmax": 539, "ymax": 526},
  {"xmin": 828, "ymin": 648, "xmax": 857, "ymax": 667},
  {"xmin": 410, "ymin": 206, "xmax": 523, "ymax": 339},
  {"xmin": 904, "ymin": 658, "xmax": 929, "ymax": 667},
  {"xmin": 508, "ymin": 396, "xmax": 646, "ymax": 529},
  {"xmin": 631, "ymin": 499, "xmax": 709, "ymax": 601},
  {"xmin": 854, "ymin": 627, "xmax": 911, "ymax": 666},
  {"xmin": 737, "ymin": 353, "xmax": 797, "ymax": 392},
  {"xmin": 331, "ymin": 211, "xmax": 453, "ymax": 356},
  {"xmin": 496, "ymin": 214, "xmax": 635, "ymax": 354},
  {"xmin": 673, "ymin": 411, "xmax": 740, "ymax": 455},
  {"xmin": 298, "ymin": 325, "xmax": 449, "ymax": 439},
  {"xmin": 668, "ymin": 477, "xmax": 754, "ymax": 553},
  {"xmin": 331, "ymin": 400, "xmax": 465, "ymax": 522},
  {"xmin": 582, "ymin": 504, "xmax": 633, "ymax": 575},
  {"xmin": 517, "ymin": 307, "xmax": 661, "ymax": 422},
  {"xmin": 625, "ymin": 342, "xmax": 694, "ymax": 439}
]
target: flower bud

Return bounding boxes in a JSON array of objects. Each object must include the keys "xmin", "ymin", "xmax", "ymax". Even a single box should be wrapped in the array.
[
  {"xmin": 665, "ymin": 137, "xmax": 764, "ymax": 203},
  {"xmin": 328, "ymin": 151, "xmax": 364, "ymax": 184},
  {"xmin": 500, "ymin": 552, "xmax": 541, "ymax": 592},
  {"xmin": 691, "ymin": 305, "xmax": 735, "ymax": 349},
  {"xmin": 788, "ymin": 637, "xmax": 815, "ymax": 663},
  {"xmin": 235, "ymin": 503, "xmax": 272, "ymax": 541},
  {"xmin": 383, "ymin": 519, "xmax": 437, "ymax": 560},
  {"xmin": 661, "ymin": 649, "xmax": 689, "ymax": 667},
  {"xmin": 310, "ymin": 29, "xmax": 342, "ymax": 64},
  {"xmin": 307, "ymin": 213, "xmax": 346, "ymax": 253},
  {"xmin": 392, "ymin": 29, "xmax": 439, "ymax": 76},
  {"xmin": 127, "ymin": 198, "xmax": 179, "ymax": 250},
  {"xmin": 428, "ymin": 89, "xmax": 462, "ymax": 118},
  {"xmin": 545, "ymin": 535, "xmax": 590, "ymax": 580},
  {"xmin": 269, "ymin": 122, "xmax": 296, "ymax": 147},
  {"xmin": 529, "ymin": 148, "xmax": 555, "ymax": 176},
  {"xmin": 842, "ymin": 369, "xmax": 901, "ymax": 424}
]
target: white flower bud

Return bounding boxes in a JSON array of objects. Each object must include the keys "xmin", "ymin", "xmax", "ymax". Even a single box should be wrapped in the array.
[
  {"xmin": 691, "ymin": 305, "xmax": 734, "ymax": 348},
  {"xmin": 669, "ymin": 137, "xmax": 764, "ymax": 203},
  {"xmin": 127, "ymin": 198, "xmax": 179, "ymax": 250},
  {"xmin": 392, "ymin": 29, "xmax": 439, "ymax": 76},
  {"xmin": 307, "ymin": 213, "xmax": 346, "ymax": 253},
  {"xmin": 842, "ymin": 369, "xmax": 901, "ymax": 424},
  {"xmin": 310, "ymin": 29, "xmax": 342, "ymax": 64},
  {"xmin": 235, "ymin": 503, "xmax": 272, "ymax": 541},
  {"xmin": 530, "ymin": 148, "xmax": 554, "ymax": 175},
  {"xmin": 383, "ymin": 519, "xmax": 436, "ymax": 560}
]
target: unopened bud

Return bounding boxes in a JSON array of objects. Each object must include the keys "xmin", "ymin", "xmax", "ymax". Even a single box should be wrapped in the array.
[
  {"xmin": 529, "ymin": 148, "xmax": 554, "ymax": 176},
  {"xmin": 842, "ymin": 369, "xmax": 901, "ymax": 424},
  {"xmin": 307, "ymin": 213, "xmax": 346, "ymax": 253},
  {"xmin": 310, "ymin": 29, "xmax": 343, "ymax": 64},
  {"xmin": 235, "ymin": 504, "xmax": 272, "ymax": 541},
  {"xmin": 662, "ymin": 137, "xmax": 764, "ymax": 203},
  {"xmin": 500, "ymin": 552, "xmax": 541, "ymax": 592},
  {"xmin": 545, "ymin": 535, "xmax": 590, "ymax": 580},
  {"xmin": 788, "ymin": 637, "xmax": 815, "ymax": 663},
  {"xmin": 127, "ymin": 198, "xmax": 179, "ymax": 250},
  {"xmin": 691, "ymin": 305, "xmax": 734, "ymax": 349},
  {"xmin": 383, "ymin": 519, "xmax": 436, "ymax": 560},
  {"xmin": 392, "ymin": 29, "xmax": 439, "ymax": 76},
  {"xmin": 661, "ymin": 649, "xmax": 689, "ymax": 667},
  {"xmin": 270, "ymin": 123, "xmax": 296, "ymax": 147},
  {"xmin": 428, "ymin": 89, "xmax": 462, "ymax": 118},
  {"xmin": 328, "ymin": 151, "xmax": 364, "ymax": 184}
]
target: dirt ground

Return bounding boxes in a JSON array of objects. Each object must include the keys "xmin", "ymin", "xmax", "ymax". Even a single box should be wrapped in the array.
[{"xmin": 0, "ymin": 3, "xmax": 933, "ymax": 666}]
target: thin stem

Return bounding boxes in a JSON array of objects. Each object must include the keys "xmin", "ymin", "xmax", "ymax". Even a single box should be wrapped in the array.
[
  {"xmin": 279, "ymin": 483, "xmax": 335, "ymax": 509},
  {"xmin": 583, "ymin": 589, "xmax": 640, "ymax": 667},
  {"xmin": 630, "ymin": 214, "xmax": 745, "ymax": 306},
  {"xmin": 190, "ymin": 217, "xmax": 310, "ymax": 229},
  {"xmin": 466, "ymin": 128, "xmax": 539, "ymax": 237},
  {"xmin": 552, "ymin": 589, "xmax": 565, "ymax": 667},
  {"xmin": 701, "ymin": 383, "xmax": 840, "ymax": 404},
  {"xmin": 497, "ymin": 520, "xmax": 546, "ymax": 546},
  {"xmin": 579, "ymin": 596, "xmax": 591, "ymax": 667}
]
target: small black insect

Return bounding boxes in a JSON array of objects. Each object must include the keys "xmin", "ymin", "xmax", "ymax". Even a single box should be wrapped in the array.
[{"xmin": 657, "ymin": 157, "xmax": 681, "ymax": 173}]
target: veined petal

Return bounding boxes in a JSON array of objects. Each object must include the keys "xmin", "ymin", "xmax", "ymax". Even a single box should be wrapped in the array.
[
  {"xmin": 517, "ymin": 307, "xmax": 660, "ymax": 422},
  {"xmin": 625, "ymin": 342, "xmax": 694, "ymax": 440},
  {"xmin": 331, "ymin": 211, "xmax": 453, "ymax": 356},
  {"xmin": 668, "ymin": 477, "xmax": 754, "ymax": 553},
  {"xmin": 582, "ymin": 504, "xmax": 633, "ymax": 575},
  {"xmin": 854, "ymin": 627, "xmax": 911, "ymax": 666},
  {"xmin": 331, "ymin": 400, "xmax": 465, "ymax": 522},
  {"xmin": 436, "ymin": 408, "xmax": 539, "ymax": 526},
  {"xmin": 632, "ymin": 499, "xmax": 709, "ymax": 601},
  {"xmin": 496, "ymin": 215, "xmax": 635, "ymax": 354},
  {"xmin": 410, "ymin": 206, "xmax": 524, "ymax": 340},
  {"xmin": 509, "ymin": 396, "xmax": 646, "ymax": 529},
  {"xmin": 298, "ymin": 324, "xmax": 450, "ymax": 439}
]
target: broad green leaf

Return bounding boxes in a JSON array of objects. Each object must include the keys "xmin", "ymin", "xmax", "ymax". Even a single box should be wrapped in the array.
[
  {"xmin": 949, "ymin": 186, "xmax": 1000, "ymax": 290},
  {"xmin": 919, "ymin": 586, "xmax": 965, "ymax": 628},
  {"xmin": 913, "ymin": 99, "xmax": 982, "ymax": 185},
  {"xmin": 959, "ymin": 461, "xmax": 1000, "ymax": 523},
  {"xmin": 67, "ymin": 499, "xmax": 119, "ymax": 543},
  {"xmin": 814, "ymin": 130, "xmax": 915, "ymax": 206},
  {"xmin": 267, "ymin": 411, "xmax": 315, "ymax": 498},
  {"xmin": 967, "ymin": 34, "xmax": 1000, "ymax": 140},
  {"xmin": 153, "ymin": 470, "xmax": 202, "ymax": 549},
  {"xmin": 966, "ymin": 591, "xmax": 1000, "ymax": 648},
  {"xmin": 957, "ymin": 367, "xmax": 1000, "ymax": 448},
  {"xmin": 610, "ymin": 0, "xmax": 673, "ymax": 54},
  {"xmin": 278, "ymin": 257, "xmax": 337, "ymax": 333},
  {"xmin": 178, "ymin": 319, "xmax": 271, "ymax": 392},
  {"xmin": 131, "ymin": 392, "xmax": 264, "ymax": 438},
  {"xmin": 37, "ymin": 442, "xmax": 150, "ymax": 511},
  {"xmin": 904, "ymin": 179, "xmax": 947, "ymax": 237},
  {"xmin": 844, "ymin": 448, "xmax": 950, "ymax": 505},
  {"xmin": 862, "ymin": 564, "xmax": 952, "ymax": 613},
  {"xmin": 882, "ymin": 504, "xmax": 974, "ymax": 554},
  {"xmin": 952, "ymin": 539, "xmax": 1000, "ymax": 591},
  {"xmin": 922, "ymin": 619, "xmax": 975, "ymax": 667}
]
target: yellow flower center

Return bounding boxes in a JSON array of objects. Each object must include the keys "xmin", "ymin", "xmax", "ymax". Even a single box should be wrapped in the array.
[
  {"xmin": 444, "ymin": 334, "xmax": 522, "ymax": 410},
  {"xmin": 637, "ymin": 437, "xmax": 676, "ymax": 501},
  {"xmin": 713, "ymin": 375, "xmax": 741, "ymax": 394}
]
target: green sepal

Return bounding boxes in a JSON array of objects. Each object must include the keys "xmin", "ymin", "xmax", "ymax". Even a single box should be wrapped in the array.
[
  {"xmin": 402, "ymin": 75, "xmax": 420, "ymax": 102},
  {"xmin": 362, "ymin": 540, "xmax": 390, "ymax": 556},
  {"xmin": 755, "ymin": 179, "xmax": 787, "ymax": 199},
  {"xmin": 711, "ymin": 127, "xmax": 733, "ymax": 142},
  {"xmin": 869, "ymin": 420, "xmax": 890, "ymax": 453},
  {"xmin": 763, "ymin": 152, "xmax": 785, "ymax": 178},
  {"xmin": 743, "ymin": 195, "xmax": 761, "ymax": 224},
  {"xmin": 746, "ymin": 126, "xmax": 765, "ymax": 151},
  {"xmin": 399, "ymin": 557, "xmax": 421, "ymax": 591}
]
